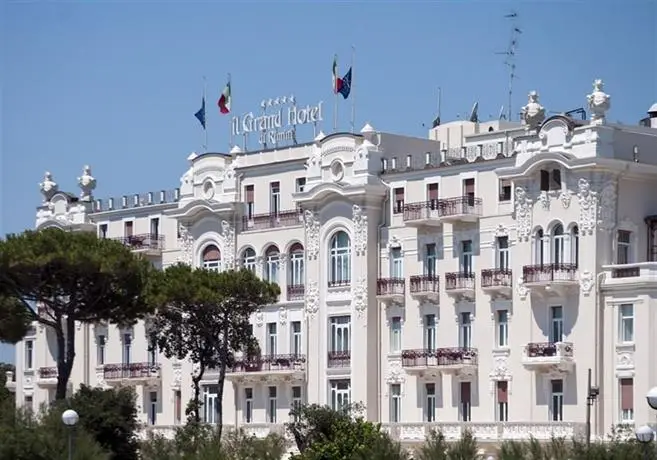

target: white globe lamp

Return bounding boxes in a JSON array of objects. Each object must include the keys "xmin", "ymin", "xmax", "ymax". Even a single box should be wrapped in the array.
[
  {"xmin": 647, "ymin": 387, "xmax": 657, "ymax": 410},
  {"xmin": 61, "ymin": 408, "xmax": 79, "ymax": 426},
  {"xmin": 636, "ymin": 425, "xmax": 654, "ymax": 443}
]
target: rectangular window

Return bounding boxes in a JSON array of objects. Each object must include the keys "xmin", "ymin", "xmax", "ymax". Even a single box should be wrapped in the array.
[
  {"xmin": 245, "ymin": 185, "xmax": 255, "ymax": 219},
  {"xmin": 266, "ymin": 323, "xmax": 278, "ymax": 355},
  {"xmin": 124, "ymin": 221, "xmax": 134, "ymax": 237},
  {"xmin": 390, "ymin": 384, "xmax": 401, "ymax": 422},
  {"xmin": 460, "ymin": 382, "xmax": 471, "ymax": 422},
  {"xmin": 390, "ymin": 317, "xmax": 402, "ymax": 353},
  {"xmin": 425, "ymin": 244, "xmax": 437, "ymax": 276},
  {"xmin": 24, "ymin": 396, "xmax": 33, "ymax": 412},
  {"xmin": 98, "ymin": 224, "xmax": 108, "ymax": 239},
  {"xmin": 292, "ymin": 386, "xmax": 302, "ymax": 415},
  {"xmin": 499, "ymin": 179, "xmax": 512, "ymax": 201},
  {"xmin": 291, "ymin": 321, "xmax": 302, "ymax": 355},
  {"xmin": 425, "ymin": 383, "xmax": 436, "ymax": 422},
  {"xmin": 122, "ymin": 333, "xmax": 132, "ymax": 365},
  {"xmin": 295, "ymin": 177, "xmax": 306, "ymax": 193},
  {"xmin": 150, "ymin": 218, "xmax": 160, "ymax": 237},
  {"xmin": 268, "ymin": 386, "xmax": 277, "ymax": 423},
  {"xmin": 424, "ymin": 314, "xmax": 436, "ymax": 350},
  {"xmin": 203, "ymin": 385, "xmax": 219, "ymax": 424},
  {"xmin": 149, "ymin": 392, "xmax": 158, "ymax": 425},
  {"xmin": 427, "ymin": 183, "xmax": 439, "ymax": 208},
  {"xmin": 393, "ymin": 188, "xmax": 405, "ymax": 214},
  {"xmin": 330, "ymin": 380, "xmax": 351, "ymax": 412},
  {"xmin": 619, "ymin": 304, "xmax": 634, "ymax": 343},
  {"xmin": 551, "ymin": 169, "xmax": 562, "ymax": 189},
  {"xmin": 620, "ymin": 378, "xmax": 634, "ymax": 422},
  {"xmin": 25, "ymin": 340, "xmax": 34, "ymax": 370},
  {"xmin": 540, "ymin": 170, "xmax": 550, "ymax": 191},
  {"xmin": 329, "ymin": 316, "xmax": 350, "ymax": 353},
  {"xmin": 496, "ymin": 310, "xmax": 509, "ymax": 348},
  {"xmin": 270, "ymin": 181, "xmax": 280, "ymax": 215},
  {"xmin": 550, "ymin": 307, "xmax": 564, "ymax": 343},
  {"xmin": 97, "ymin": 335, "xmax": 106, "ymax": 365},
  {"xmin": 265, "ymin": 251, "xmax": 279, "ymax": 283},
  {"xmin": 496, "ymin": 236, "xmax": 509, "ymax": 270},
  {"xmin": 290, "ymin": 249, "xmax": 304, "ymax": 286},
  {"xmin": 551, "ymin": 380, "xmax": 563, "ymax": 421},
  {"xmin": 617, "ymin": 230, "xmax": 631, "ymax": 264},
  {"xmin": 461, "ymin": 240, "xmax": 473, "ymax": 274},
  {"xmin": 244, "ymin": 388, "xmax": 253, "ymax": 423},
  {"xmin": 390, "ymin": 248, "xmax": 403, "ymax": 278},
  {"xmin": 460, "ymin": 312, "xmax": 472, "ymax": 348},
  {"xmin": 497, "ymin": 381, "xmax": 509, "ymax": 422},
  {"xmin": 174, "ymin": 390, "xmax": 182, "ymax": 424}
]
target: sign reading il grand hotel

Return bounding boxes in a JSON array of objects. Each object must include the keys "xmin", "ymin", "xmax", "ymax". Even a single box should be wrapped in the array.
[{"xmin": 230, "ymin": 97, "xmax": 324, "ymax": 146}]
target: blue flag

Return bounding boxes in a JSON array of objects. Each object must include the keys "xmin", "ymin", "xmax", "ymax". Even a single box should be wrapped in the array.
[
  {"xmin": 195, "ymin": 98, "xmax": 206, "ymax": 129},
  {"xmin": 338, "ymin": 68, "xmax": 352, "ymax": 100}
]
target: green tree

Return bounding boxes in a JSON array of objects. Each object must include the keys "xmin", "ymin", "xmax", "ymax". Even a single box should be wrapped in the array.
[
  {"xmin": 286, "ymin": 403, "xmax": 402, "ymax": 460},
  {"xmin": 150, "ymin": 265, "xmax": 278, "ymax": 432},
  {"xmin": 0, "ymin": 229, "xmax": 154, "ymax": 400},
  {"xmin": 67, "ymin": 385, "xmax": 141, "ymax": 460}
]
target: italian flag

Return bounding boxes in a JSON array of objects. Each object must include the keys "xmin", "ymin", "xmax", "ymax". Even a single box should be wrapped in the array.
[
  {"xmin": 332, "ymin": 55, "xmax": 342, "ymax": 94},
  {"xmin": 218, "ymin": 80, "xmax": 231, "ymax": 115}
]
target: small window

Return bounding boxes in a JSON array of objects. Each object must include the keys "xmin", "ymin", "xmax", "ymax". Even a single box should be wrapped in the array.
[
  {"xmin": 540, "ymin": 169, "xmax": 561, "ymax": 191},
  {"xmin": 620, "ymin": 378, "xmax": 634, "ymax": 422},
  {"xmin": 496, "ymin": 381, "xmax": 509, "ymax": 422},
  {"xmin": 295, "ymin": 177, "xmax": 306, "ymax": 193},
  {"xmin": 393, "ymin": 188, "xmax": 405, "ymax": 214},
  {"xmin": 98, "ymin": 224, "xmax": 108, "ymax": 239},
  {"xmin": 499, "ymin": 180, "xmax": 512, "ymax": 201},
  {"xmin": 389, "ymin": 317, "xmax": 402, "ymax": 353},
  {"xmin": 617, "ymin": 230, "xmax": 632, "ymax": 264},
  {"xmin": 619, "ymin": 304, "xmax": 634, "ymax": 343}
]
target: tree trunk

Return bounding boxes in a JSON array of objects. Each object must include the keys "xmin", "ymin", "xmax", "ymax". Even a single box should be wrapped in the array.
[
  {"xmin": 216, "ymin": 326, "xmax": 229, "ymax": 441},
  {"xmin": 191, "ymin": 370, "xmax": 204, "ymax": 424},
  {"xmin": 54, "ymin": 316, "xmax": 76, "ymax": 400}
]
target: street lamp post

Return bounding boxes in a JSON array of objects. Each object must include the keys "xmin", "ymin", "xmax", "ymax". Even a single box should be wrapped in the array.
[
  {"xmin": 61, "ymin": 409, "xmax": 79, "ymax": 460},
  {"xmin": 636, "ymin": 425, "xmax": 654, "ymax": 460}
]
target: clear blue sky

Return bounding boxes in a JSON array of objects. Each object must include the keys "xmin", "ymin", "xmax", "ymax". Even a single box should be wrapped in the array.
[{"xmin": 1, "ymin": 1, "xmax": 656, "ymax": 363}]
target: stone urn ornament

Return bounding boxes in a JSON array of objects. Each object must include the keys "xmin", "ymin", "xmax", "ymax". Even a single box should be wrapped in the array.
[
  {"xmin": 587, "ymin": 79, "xmax": 610, "ymax": 125},
  {"xmin": 521, "ymin": 90, "xmax": 546, "ymax": 130},
  {"xmin": 77, "ymin": 165, "xmax": 96, "ymax": 201},
  {"xmin": 39, "ymin": 171, "xmax": 58, "ymax": 203}
]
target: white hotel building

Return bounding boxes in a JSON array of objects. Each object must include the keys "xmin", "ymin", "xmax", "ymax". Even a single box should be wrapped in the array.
[{"xmin": 7, "ymin": 80, "xmax": 657, "ymax": 447}]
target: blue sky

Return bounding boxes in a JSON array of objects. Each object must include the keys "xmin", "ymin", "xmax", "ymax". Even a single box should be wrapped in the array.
[{"xmin": 1, "ymin": 1, "xmax": 656, "ymax": 363}]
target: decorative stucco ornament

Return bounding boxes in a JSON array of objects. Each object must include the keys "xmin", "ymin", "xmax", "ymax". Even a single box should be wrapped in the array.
[
  {"xmin": 520, "ymin": 91, "xmax": 546, "ymax": 130},
  {"xmin": 577, "ymin": 178, "xmax": 597, "ymax": 235},
  {"xmin": 587, "ymin": 79, "xmax": 611, "ymax": 126},
  {"xmin": 516, "ymin": 277, "xmax": 529, "ymax": 300},
  {"xmin": 597, "ymin": 180, "xmax": 617, "ymax": 233},
  {"xmin": 220, "ymin": 220, "xmax": 235, "ymax": 269},
  {"xmin": 352, "ymin": 204, "xmax": 368, "ymax": 256},
  {"xmin": 304, "ymin": 210, "xmax": 320, "ymax": 260},
  {"xmin": 176, "ymin": 223, "xmax": 194, "ymax": 265},
  {"xmin": 580, "ymin": 270, "xmax": 594, "ymax": 296},
  {"xmin": 352, "ymin": 276, "xmax": 368, "ymax": 316},
  {"xmin": 77, "ymin": 165, "xmax": 96, "ymax": 201},
  {"xmin": 304, "ymin": 280, "xmax": 320, "ymax": 318},
  {"xmin": 39, "ymin": 171, "xmax": 58, "ymax": 203},
  {"xmin": 385, "ymin": 361, "xmax": 406, "ymax": 384},
  {"xmin": 514, "ymin": 187, "xmax": 532, "ymax": 242},
  {"xmin": 278, "ymin": 307, "xmax": 288, "ymax": 325}
]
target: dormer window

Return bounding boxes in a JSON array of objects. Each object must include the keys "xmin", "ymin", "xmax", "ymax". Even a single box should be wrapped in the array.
[{"xmin": 540, "ymin": 169, "xmax": 561, "ymax": 192}]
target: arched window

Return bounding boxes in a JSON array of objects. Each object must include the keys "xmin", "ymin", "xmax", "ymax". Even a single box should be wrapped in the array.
[
  {"xmin": 552, "ymin": 224, "xmax": 565, "ymax": 265},
  {"xmin": 202, "ymin": 245, "xmax": 221, "ymax": 272},
  {"xmin": 288, "ymin": 243, "xmax": 305, "ymax": 287},
  {"xmin": 242, "ymin": 248, "xmax": 257, "ymax": 273},
  {"xmin": 570, "ymin": 226, "xmax": 579, "ymax": 267},
  {"xmin": 264, "ymin": 246, "xmax": 280, "ymax": 283},
  {"xmin": 534, "ymin": 229, "xmax": 544, "ymax": 265},
  {"xmin": 329, "ymin": 231, "xmax": 351, "ymax": 286}
]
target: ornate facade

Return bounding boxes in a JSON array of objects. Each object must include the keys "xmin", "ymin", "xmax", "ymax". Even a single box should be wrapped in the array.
[{"xmin": 7, "ymin": 80, "xmax": 657, "ymax": 452}]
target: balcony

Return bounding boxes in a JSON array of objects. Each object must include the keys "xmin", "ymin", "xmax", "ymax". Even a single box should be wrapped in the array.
[
  {"xmin": 327, "ymin": 351, "xmax": 350, "ymax": 369},
  {"xmin": 409, "ymin": 275, "xmax": 440, "ymax": 302},
  {"xmin": 602, "ymin": 262, "xmax": 657, "ymax": 291},
  {"xmin": 401, "ymin": 347, "xmax": 477, "ymax": 378},
  {"xmin": 382, "ymin": 421, "xmax": 585, "ymax": 444},
  {"xmin": 521, "ymin": 342, "xmax": 574, "ymax": 375},
  {"xmin": 402, "ymin": 197, "xmax": 482, "ymax": 227},
  {"xmin": 376, "ymin": 278, "xmax": 405, "ymax": 304},
  {"xmin": 445, "ymin": 272, "xmax": 475, "ymax": 300},
  {"xmin": 114, "ymin": 234, "xmax": 164, "ymax": 256},
  {"xmin": 522, "ymin": 263, "xmax": 578, "ymax": 296},
  {"xmin": 241, "ymin": 210, "xmax": 303, "ymax": 231},
  {"xmin": 36, "ymin": 366, "xmax": 58, "ymax": 387},
  {"xmin": 481, "ymin": 268, "xmax": 512, "ymax": 298},
  {"xmin": 103, "ymin": 362, "xmax": 161, "ymax": 386},
  {"xmin": 286, "ymin": 284, "xmax": 305, "ymax": 301},
  {"xmin": 225, "ymin": 354, "xmax": 306, "ymax": 384}
]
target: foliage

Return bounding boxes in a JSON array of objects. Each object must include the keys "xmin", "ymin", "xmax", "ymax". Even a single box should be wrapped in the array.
[
  {"xmin": 414, "ymin": 429, "xmax": 481, "ymax": 460},
  {"xmin": 0, "ymin": 229, "xmax": 154, "ymax": 399},
  {"xmin": 0, "ymin": 398, "xmax": 109, "ymax": 460},
  {"xmin": 150, "ymin": 264, "xmax": 279, "ymax": 431},
  {"xmin": 286, "ymin": 403, "xmax": 405, "ymax": 460},
  {"xmin": 140, "ymin": 423, "xmax": 288, "ymax": 460},
  {"xmin": 66, "ymin": 385, "xmax": 141, "ymax": 460}
]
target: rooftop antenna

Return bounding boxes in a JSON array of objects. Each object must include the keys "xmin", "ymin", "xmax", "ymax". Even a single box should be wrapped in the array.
[{"xmin": 496, "ymin": 12, "xmax": 522, "ymax": 121}]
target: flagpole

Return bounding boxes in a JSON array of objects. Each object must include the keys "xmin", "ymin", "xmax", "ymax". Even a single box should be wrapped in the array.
[
  {"xmin": 333, "ymin": 55, "xmax": 338, "ymax": 133},
  {"xmin": 227, "ymin": 73, "xmax": 233, "ymax": 149},
  {"xmin": 350, "ymin": 45, "xmax": 356, "ymax": 133},
  {"xmin": 203, "ymin": 76, "xmax": 208, "ymax": 152}
]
